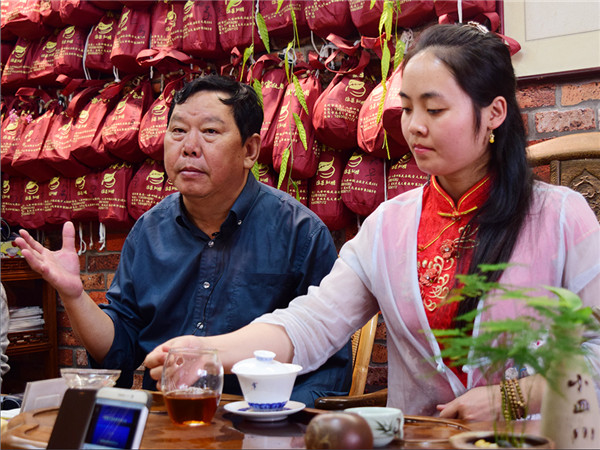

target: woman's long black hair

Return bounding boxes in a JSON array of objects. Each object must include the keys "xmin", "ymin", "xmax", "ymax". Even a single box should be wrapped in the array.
[{"xmin": 401, "ymin": 24, "xmax": 534, "ymax": 324}]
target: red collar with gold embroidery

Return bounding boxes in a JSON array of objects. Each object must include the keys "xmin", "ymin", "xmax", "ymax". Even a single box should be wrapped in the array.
[{"xmin": 417, "ymin": 175, "xmax": 491, "ymax": 318}]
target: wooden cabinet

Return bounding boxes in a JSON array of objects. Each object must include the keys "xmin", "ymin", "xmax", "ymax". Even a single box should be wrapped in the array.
[{"xmin": 2, "ymin": 258, "xmax": 58, "ymax": 394}]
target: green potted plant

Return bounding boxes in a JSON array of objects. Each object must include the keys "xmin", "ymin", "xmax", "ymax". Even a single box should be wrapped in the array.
[{"xmin": 431, "ymin": 263, "xmax": 600, "ymax": 449}]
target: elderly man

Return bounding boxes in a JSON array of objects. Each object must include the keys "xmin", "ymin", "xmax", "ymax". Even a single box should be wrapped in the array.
[{"xmin": 16, "ymin": 75, "xmax": 351, "ymax": 406}]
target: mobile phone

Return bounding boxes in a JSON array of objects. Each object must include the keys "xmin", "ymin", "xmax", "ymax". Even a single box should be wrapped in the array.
[
  {"xmin": 47, "ymin": 389, "xmax": 97, "ymax": 449},
  {"xmin": 82, "ymin": 387, "xmax": 151, "ymax": 449}
]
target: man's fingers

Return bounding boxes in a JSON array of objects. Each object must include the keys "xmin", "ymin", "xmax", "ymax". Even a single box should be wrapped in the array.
[{"xmin": 16, "ymin": 229, "xmax": 44, "ymax": 254}]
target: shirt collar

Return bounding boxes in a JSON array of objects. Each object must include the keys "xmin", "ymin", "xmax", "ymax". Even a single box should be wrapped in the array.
[{"xmin": 174, "ymin": 174, "xmax": 259, "ymax": 236}]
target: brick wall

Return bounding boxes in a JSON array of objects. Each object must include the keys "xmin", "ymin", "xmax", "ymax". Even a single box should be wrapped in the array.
[{"xmin": 56, "ymin": 75, "xmax": 600, "ymax": 393}]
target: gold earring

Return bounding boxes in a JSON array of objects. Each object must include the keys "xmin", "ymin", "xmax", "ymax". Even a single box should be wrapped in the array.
[{"xmin": 489, "ymin": 131, "xmax": 495, "ymax": 144}]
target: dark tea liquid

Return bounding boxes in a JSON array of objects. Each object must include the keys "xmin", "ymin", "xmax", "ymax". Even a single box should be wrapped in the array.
[{"xmin": 164, "ymin": 390, "xmax": 219, "ymax": 426}]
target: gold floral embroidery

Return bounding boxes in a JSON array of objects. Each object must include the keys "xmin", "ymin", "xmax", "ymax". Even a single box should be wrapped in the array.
[{"xmin": 419, "ymin": 226, "xmax": 478, "ymax": 312}]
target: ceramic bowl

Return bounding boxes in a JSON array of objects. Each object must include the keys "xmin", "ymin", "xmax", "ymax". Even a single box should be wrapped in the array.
[
  {"xmin": 60, "ymin": 368, "xmax": 121, "ymax": 389},
  {"xmin": 231, "ymin": 350, "xmax": 302, "ymax": 411}
]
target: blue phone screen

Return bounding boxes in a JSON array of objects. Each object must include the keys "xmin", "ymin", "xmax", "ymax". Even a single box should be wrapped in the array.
[{"xmin": 84, "ymin": 402, "xmax": 142, "ymax": 449}]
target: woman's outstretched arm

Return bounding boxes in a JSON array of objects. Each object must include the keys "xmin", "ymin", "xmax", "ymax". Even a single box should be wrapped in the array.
[{"xmin": 144, "ymin": 323, "xmax": 294, "ymax": 386}]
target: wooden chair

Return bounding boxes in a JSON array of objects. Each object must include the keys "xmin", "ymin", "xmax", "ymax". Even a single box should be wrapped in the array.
[
  {"xmin": 526, "ymin": 131, "xmax": 600, "ymax": 222},
  {"xmin": 314, "ymin": 314, "xmax": 388, "ymax": 410}
]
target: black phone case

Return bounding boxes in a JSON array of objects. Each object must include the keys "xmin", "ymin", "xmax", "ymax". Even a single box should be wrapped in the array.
[{"xmin": 47, "ymin": 389, "xmax": 97, "ymax": 449}]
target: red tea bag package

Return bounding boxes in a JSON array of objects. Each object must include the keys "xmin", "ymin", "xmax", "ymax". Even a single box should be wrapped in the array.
[
  {"xmin": 1, "ymin": 175, "xmax": 26, "ymax": 227},
  {"xmin": 110, "ymin": 6, "xmax": 151, "ymax": 74},
  {"xmin": 20, "ymin": 179, "xmax": 46, "ymax": 229},
  {"xmin": 59, "ymin": 0, "xmax": 104, "ymax": 28},
  {"xmin": 312, "ymin": 38, "xmax": 374, "ymax": 150},
  {"xmin": 357, "ymin": 80, "xmax": 410, "ymax": 159},
  {"xmin": 53, "ymin": 25, "xmax": 87, "ymax": 79},
  {"xmin": 102, "ymin": 77, "xmax": 152, "ymax": 162},
  {"xmin": 85, "ymin": 11, "xmax": 119, "ymax": 74},
  {"xmin": 12, "ymin": 97, "xmax": 60, "ymax": 182},
  {"xmin": 272, "ymin": 69, "xmax": 321, "ymax": 179},
  {"xmin": 280, "ymin": 176, "xmax": 309, "ymax": 207},
  {"xmin": 44, "ymin": 175, "xmax": 72, "ymax": 225},
  {"xmin": 28, "ymin": 31, "xmax": 59, "ymax": 86},
  {"xmin": 127, "ymin": 159, "xmax": 167, "ymax": 220},
  {"xmin": 98, "ymin": 162, "xmax": 134, "ymax": 228},
  {"xmin": 3, "ymin": 0, "xmax": 51, "ymax": 40},
  {"xmin": 247, "ymin": 54, "xmax": 287, "ymax": 164},
  {"xmin": 309, "ymin": 146, "xmax": 354, "ymax": 230},
  {"xmin": 304, "ymin": 0, "xmax": 355, "ymax": 39},
  {"xmin": 139, "ymin": 77, "xmax": 184, "ymax": 161},
  {"xmin": 215, "ymin": 0, "xmax": 265, "ymax": 54},
  {"xmin": 71, "ymin": 172, "xmax": 99, "ymax": 223},
  {"xmin": 1, "ymin": 38, "xmax": 35, "ymax": 90},
  {"xmin": 341, "ymin": 151, "xmax": 385, "ymax": 217},
  {"xmin": 387, "ymin": 153, "xmax": 428, "ymax": 199},
  {"xmin": 259, "ymin": 0, "xmax": 309, "ymax": 40}
]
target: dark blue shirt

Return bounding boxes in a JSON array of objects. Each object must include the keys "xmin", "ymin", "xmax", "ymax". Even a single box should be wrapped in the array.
[{"xmin": 93, "ymin": 175, "xmax": 351, "ymax": 406}]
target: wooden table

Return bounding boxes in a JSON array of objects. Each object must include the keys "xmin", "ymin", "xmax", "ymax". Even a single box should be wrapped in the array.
[{"xmin": 1, "ymin": 397, "xmax": 543, "ymax": 449}]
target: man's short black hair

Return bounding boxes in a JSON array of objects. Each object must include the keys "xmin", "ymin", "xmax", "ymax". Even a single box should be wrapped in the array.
[{"xmin": 167, "ymin": 74, "xmax": 264, "ymax": 144}]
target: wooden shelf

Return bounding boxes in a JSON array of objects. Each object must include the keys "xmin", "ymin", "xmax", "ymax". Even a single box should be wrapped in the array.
[{"xmin": 2, "ymin": 258, "xmax": 58, "ymax": 394}]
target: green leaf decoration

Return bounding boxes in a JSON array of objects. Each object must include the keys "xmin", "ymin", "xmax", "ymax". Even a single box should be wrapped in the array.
[
  {"xmin": 379, "ymin": 0, "xmax": 393, "ymax": 37},
  {"xmin": 290, "ymin": 6, "xmax": 299, "ymax": 45},
  {"xmin": 394, "ymin": 38, "xmax": 405, "ymax": 71},
  {"xmin": 383, "ymin": 130, "xmax": 391, "ymax": 159},
  {"xmin": 380, "ymin": 41, "xmax": 391, "ymax": 81},
  {"xmin": 376, "ymin": 70, "xmax": 388, "ymax": 123},
  {"xmin": 241, "ymin": 44, "xmax": 254, "ymax": 81},
  {"xmin": 277, "ymin": 146, "xmax": 290, "ymax": 189},
  {"xmin": 370, "ymin": 0, "xmax": 377, "ymax": 9},
  {"xmin": 251, "ymin": 161, "xmax": 260, "ymax": 181},
  {"xmin": 292, "ymin": 74, "xmax": 309, "ymax": 115},
  {"xmin": 252, "ymin": 78, "xmax": 264, "ymax": 110},
  {"xmin": 290, "ymin": 179, "xmax": 300, "ymax": 201},
  {"xmin": 284, "ymin": 41, "xmax": 294, "ymax": 81},
  {"xmin": 256, "ymin": 12, "xmax": 270, "ymax": 54},
  {"xmin": 276, "ymin": 0, "xmax": 284, "ymax": 14},
  {"xmin": 226, "ymin": 0, "xmax": 235, "ymax": 12},
  {"xmin": 293, "ymin": 112, "xmax": 307, "ymax": 150}
]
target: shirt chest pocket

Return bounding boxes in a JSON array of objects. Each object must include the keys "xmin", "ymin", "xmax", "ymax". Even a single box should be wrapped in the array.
[{"xmin": 217, "ymin": 272, "xmax": 301, "ymax": 333}]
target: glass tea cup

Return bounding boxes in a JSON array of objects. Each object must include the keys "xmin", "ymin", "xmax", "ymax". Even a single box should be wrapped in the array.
[{"xmin": 161, "ymin": 348, "xmax": 224, "ymax": 426}]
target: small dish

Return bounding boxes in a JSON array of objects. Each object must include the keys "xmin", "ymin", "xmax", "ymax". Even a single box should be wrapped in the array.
[
  {"xmin": 224, "ymin": 400, "xmax": 305, "ymax": 422},
  {"xmin": 60, "ymin": 368, "xmax": 121, "ymax": 389}
]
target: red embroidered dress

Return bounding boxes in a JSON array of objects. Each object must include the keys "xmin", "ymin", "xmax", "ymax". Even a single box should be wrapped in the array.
[{"xmin": 417, "ymin": 175, "xmax": 491, "ymax": 384}]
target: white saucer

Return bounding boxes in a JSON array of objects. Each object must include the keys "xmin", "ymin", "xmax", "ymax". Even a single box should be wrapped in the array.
[{"xmin": 223, "ymin": 400, "xmax": 305, "ymax": 422}]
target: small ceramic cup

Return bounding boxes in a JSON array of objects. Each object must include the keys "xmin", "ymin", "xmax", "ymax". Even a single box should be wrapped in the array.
[{"xmin": 345, "ymin": 406, "xmax": 404, "ymax": 447}]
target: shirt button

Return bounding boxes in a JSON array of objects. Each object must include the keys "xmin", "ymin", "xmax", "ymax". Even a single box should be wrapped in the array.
[
  {"xmin": 208, "ymin": 240, "xmax": 214, "ymax": 247},
  {"xmin": 203, "ymin": 281, "xmax": 210, "ymax": 289},
  {"xmin": 237, "ymin": 219, "xmax": 242, "ymax": 225},
  {"xmin": 196, "ymin": 322, "xmax": 204, "ymax": 330}
]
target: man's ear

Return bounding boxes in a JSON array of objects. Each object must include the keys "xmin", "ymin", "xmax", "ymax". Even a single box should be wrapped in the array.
[
  {"xmin": 487, "ymin": 95, "xmax": 508, "ymax": 130},
  {"xmin": 243, "ymin": 133, "xmax": 261, "ymax": 170}
]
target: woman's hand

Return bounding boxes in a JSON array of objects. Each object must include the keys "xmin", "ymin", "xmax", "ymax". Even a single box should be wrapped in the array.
[
  {"xmin": 144, "ymin": 335, "xmax": 204, "ymax": 387},
  {"xmin": 437, "ymin": 385, "xmax": 501, "ymax": 421}
]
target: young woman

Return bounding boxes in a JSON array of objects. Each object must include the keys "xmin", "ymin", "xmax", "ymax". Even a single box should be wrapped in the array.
[{"xmin": 145, "ymin": 24, "xmax": 600, "ymax": 420}]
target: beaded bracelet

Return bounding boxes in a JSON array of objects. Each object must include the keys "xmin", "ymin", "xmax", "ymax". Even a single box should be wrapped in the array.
[{"xmin": 500, "ymin": 378, "xmax": 527, "ymax": 420}]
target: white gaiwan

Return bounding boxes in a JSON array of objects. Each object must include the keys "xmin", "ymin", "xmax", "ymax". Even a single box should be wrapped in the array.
[{"xmin": 231, "ymin": 350, "xmax": 302, "ymax": 411}]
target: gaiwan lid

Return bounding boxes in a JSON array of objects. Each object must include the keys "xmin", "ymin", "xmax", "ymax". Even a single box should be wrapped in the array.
[{"xmin": 231, "ymin": 350, "xmax": 302, "ymax": 376}]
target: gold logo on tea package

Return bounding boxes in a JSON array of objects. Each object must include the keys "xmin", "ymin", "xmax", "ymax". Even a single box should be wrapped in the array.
[
  {"xmin": 147, "ymin": 170, "xmax": 165, "ymax": 185},
  {"xmin": 102, "ymin": 172, "xmax": 117, "ymax": 189},
  {"xmin": 25, "ymin": 181, "xmax": 40, "ymax": 195},
  {"xmin": 318, "ymin": 158, "xmax": 336, "ymax": 179}
]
